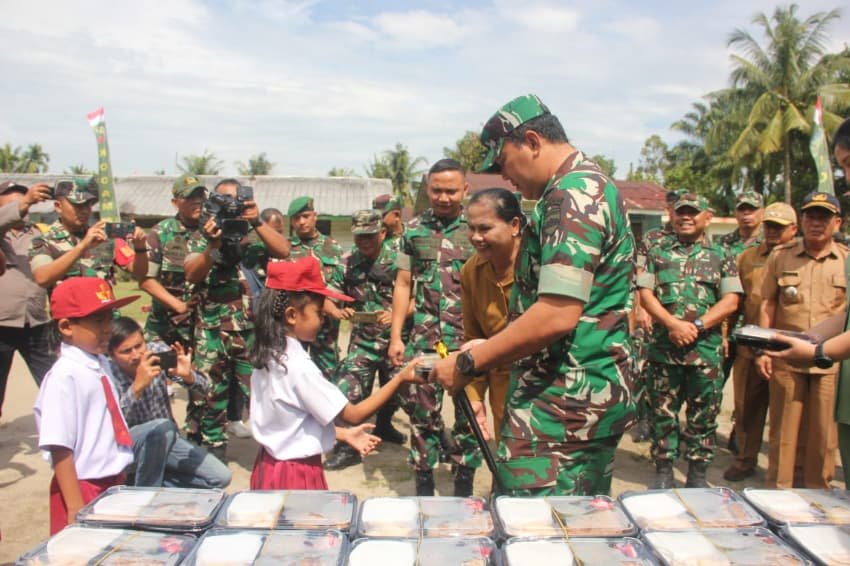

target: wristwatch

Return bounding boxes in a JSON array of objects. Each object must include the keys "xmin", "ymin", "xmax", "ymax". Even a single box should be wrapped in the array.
[
  {"xmin": 693, "ymin": 318, "xmax": 705, "ymax": 335},
  {"xmin": 814, "ymin": 341, "xmax": 835, "ymax": 369},
  {"xmin": 456, "ymin": 350, "xmax": 485, "ymax": 378}
]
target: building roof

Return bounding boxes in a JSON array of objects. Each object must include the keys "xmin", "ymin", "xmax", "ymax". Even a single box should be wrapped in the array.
[
  {"xmin": 464, "ymin": 173, "xmax": 667, "ymax": 215},
  {"xmin": 4, "ymin": 174, "xmax": 393, "ymax": 218}
]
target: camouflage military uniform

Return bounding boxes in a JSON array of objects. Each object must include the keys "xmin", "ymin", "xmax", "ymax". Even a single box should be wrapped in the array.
[
  {"xmin": 288, "ymin": 233, "xmax": 344, "ymax": 379},
  {"xmin": 396, "ymin": 208, "xmax": 480, "ymax": 471},
  {"xmin": 498, "ymin": 151, "xmax": 636, "ymax": 496},
  {"xmin": 184, "ymin": 232, "xmax": 263, "ymax": 447},
  {"xmin": 334, "ymin": 244, "xmax": 398, "ymax": 403},
  {"xmin": 29, "ymin": 220, "xmax": 128, "ymax": 286},
  {"xmin": 638, "ymin": 234, "xmax": 742, "ymax": 463},
  {"xmin": 143, "ymin": 216, "xmax": 200, "ymax": 346}
]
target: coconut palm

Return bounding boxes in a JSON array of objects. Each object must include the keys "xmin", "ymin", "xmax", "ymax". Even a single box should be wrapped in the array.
[
  {"xmin": 727, "ymin": 4, "xmax": 850, "ymax": 203},
  {"xmin": 178, "ymin": 150, "xmax": 224, "ymax": 176},
  {"xmin": 0, "ymin": 143, "xmax": 22, "ymax": 172},
  {"xmin": 236, "ymin": 153, "xmax": 275, "ymax": 176},
  {"xmin": 19, "ymin": 144, "xmax": 49, "ymax": 173}
]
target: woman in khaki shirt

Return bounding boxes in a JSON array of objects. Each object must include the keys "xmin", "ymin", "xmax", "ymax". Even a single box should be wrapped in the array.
[{"xmin": 460, "ymin": 188, "xmax": 523, "ymax": 442}]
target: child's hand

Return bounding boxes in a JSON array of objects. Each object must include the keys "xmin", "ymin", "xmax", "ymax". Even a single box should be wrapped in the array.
[
  {"xmin": 341, "ymin": 423, "xmax": 382, "ymax": 456},
  {"xmin": 397, "ymin": 357, "xmax": 426, "ymax": 384}
]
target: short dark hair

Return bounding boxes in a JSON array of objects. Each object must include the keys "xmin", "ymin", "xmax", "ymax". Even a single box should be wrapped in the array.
[
  {"xmin": 469, "ymin": 188, "xmax": 525, "ymax": 227},
  {"xmin": 214, "ymin": 178, "xmax": 240, "ymax": 191},
  {"xmin": 428, "ymin": 158, "xmax": 465, "ymax": 177},
  {"xmin": 506, "ymin": 114, "xmax": 569, "ymax": 145},
  {"xmin": 835, "ymin": 118, "xmax": 850, "ymax": 151},
  {"xmin": 261, "ymin": 207, "xmax": 284, "ymax": 223},
  {"xmin": 108, "ymin": 316, "xmax": 143, "ymax": 352}
]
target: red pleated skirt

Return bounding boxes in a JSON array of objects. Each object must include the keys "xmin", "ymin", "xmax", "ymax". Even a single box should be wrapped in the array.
[
  {"xmin": 49, "ymin": 472, "xmax": 125, "ymax": 535},
  {"xmin": 250, "ymin": 447, "xmax": 328, "ymax": 490}
]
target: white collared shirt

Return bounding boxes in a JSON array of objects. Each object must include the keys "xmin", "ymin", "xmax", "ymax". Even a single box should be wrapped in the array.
[
  {"xmin": 250, "ymin": 336, "xmax": 347, "ymax": 460},
  {"xmin": 34, "ymin": 343, "xmax": 134, "ymax": 479}
]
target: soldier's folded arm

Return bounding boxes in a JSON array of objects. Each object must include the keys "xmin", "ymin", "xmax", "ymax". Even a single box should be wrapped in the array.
[
  {"xmin": 389, "ymin": 264, "xmax": 412, "ymax": 354},
  {"xmin": 636, "ymin": 272, "xmax": 679, "ymax": 330},
  {"xmin": 139, "ymin": 277, "xmax": 186, "ymax": 313},
  {"xmin": 30, "ymin": 243, "xmax": 88, "ymax": 288}
]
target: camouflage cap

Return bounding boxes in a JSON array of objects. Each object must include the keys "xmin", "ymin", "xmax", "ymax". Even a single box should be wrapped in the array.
[
  {"xmin": 351, "ymin": 209, "xmax": 383, "ymax": 235},
  {"xmin": 55, "ymin": 177, "xmax": 98, "ymax": 204},
  {"xmin": 763, "ymin": 202, "xmax": 797, "ymax": 226},
  {"xmin": 736, "ymin": 191, "xmax": 764, "ymax": 209},
  {"xmin": 801, "ymin": 191, "xmax": 841, "ymax": 215},
  {"xmin": 372, "ymin": 193, "xmax": 402, "ymax": 214},
  {"xmin": 479, "ymin": 94, "xmax": 551, "ymax": 173},
  {"xmin": 172, "ymin": 174, "xmax": 206, "ymax": 198},
  {"xmin": 674, "ymin": 192, "xmax": 711, "ymax": 212},
  {"xmin": 287, "ymin": 196, "xmax": 314, "ymax": 217}
]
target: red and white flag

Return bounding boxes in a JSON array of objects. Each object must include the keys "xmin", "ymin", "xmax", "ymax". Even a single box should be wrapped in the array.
[{"xmin": 87, "ymin": 107, "xmax": 105, "ymax": 127}]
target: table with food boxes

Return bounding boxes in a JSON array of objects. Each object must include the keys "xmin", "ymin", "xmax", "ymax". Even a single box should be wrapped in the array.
[{"xmin": 16, "ymin": 485, "xmax": 850, "ymax": 564}]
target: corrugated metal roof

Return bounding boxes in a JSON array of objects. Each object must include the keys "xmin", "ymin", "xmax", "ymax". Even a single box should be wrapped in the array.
[{"xmin": 3, "ymin": 174, "xmax": 393, "ymax": 218}]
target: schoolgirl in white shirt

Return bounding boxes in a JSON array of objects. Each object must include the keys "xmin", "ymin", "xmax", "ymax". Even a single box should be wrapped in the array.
[{"xmin": 249, "ymin": 257, "xmax": 422, "ymax": 489}]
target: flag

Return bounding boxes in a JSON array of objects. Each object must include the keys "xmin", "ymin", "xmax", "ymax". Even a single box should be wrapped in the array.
[
  {"xmin": 810, "ymin": 97, "xmax": 835, "ymax": 195},
  {"xmin": 87, "ymin": 107, "xmax": 120, "ymax": 221}
]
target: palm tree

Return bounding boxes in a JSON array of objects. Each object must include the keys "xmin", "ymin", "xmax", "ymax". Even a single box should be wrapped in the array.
[
  {"xmin": 236, "ymin": 152, "xmax": 275, "ymax": 176},
  {"xmin": 369, "ymin": 143, "xmax": 426, "ymax": 202},
  {"xmin": 0, "ymin": 143, "xmax": 22, "ymax": 172},
  {"xmin": 178, "ymin": 150, "xmax": 224, "ymax": 176},
  {"xmin": 65, "ymin": 164, "xmax": 91, "ymax": 175},
  {"xmin": 328, "ymin": 167, "xmax": 357, "ymax": 177},
  {"xmin": 727, "ymin": 4, "xmax": 850, "ymax": 203},
  {"xmin": 19, "ymin": 144, "xmax": 49, "ymax": 173}
]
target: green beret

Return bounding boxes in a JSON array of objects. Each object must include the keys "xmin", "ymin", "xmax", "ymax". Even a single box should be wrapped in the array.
[{"xmin": 287, "ymin": 196, "xmax": 315, "ymax": 217}]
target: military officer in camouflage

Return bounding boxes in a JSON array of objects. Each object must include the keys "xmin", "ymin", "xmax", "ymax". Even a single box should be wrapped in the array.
[
  {"xmin": 373, "ymin": 194, "xmax": 404, "ymax": 253},
  {"xmin": 286, "ymin": 196, "xmax": 347, "ymax": 380},
  {"xmin": 638, "ymin": 193, "xmax": 742, "ymax": 488},
  {"xmin": 30, "ymin": 177, "xmax": 148, "ymax": 289},
  {"xmin": 139, "ymin": 174, "xmax": 206, "ymax": 347},
  {"xmin": 183, "ymin": 179, "xmax": 289, "ymax": 457},
  {"xmin": 389, "ymin": 158, "xmax": 480, "ymax": 496},
  {"xmin": 432, "ymin": 95, "xmax": 636, "ymax": 497},
  {"xmin": 324, "ymin": 209, "xmax": 408, "ymax": 470}
]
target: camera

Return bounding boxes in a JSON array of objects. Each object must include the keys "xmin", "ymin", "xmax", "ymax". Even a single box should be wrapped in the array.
[
  {"xmin": 201, "ymin": 185, "xmax": 254, "ymax": 233},
  {"xmin": 105, "ymin": 222, "xmax": 135, "ymax": 240},
  {"xmin": 152, "ymin": 350, "xmax": 178, "ymax": 373}
]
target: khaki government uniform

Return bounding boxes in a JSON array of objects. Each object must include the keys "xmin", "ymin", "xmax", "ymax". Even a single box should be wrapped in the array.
[{"xmin": 761, "ymin": 239, "xmax": 848, "ymax": 488}]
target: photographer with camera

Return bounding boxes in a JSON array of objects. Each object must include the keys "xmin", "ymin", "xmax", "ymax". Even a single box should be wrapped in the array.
[
  {"xmin": 107, "ymin": 316, "xmax": 231, "ymax": 489},
  {"xmin": 183, "ymin": 178, "xmax": 289, "ymax": 458},
  {"xmin": 139, "ymin": 174, "xmax": 206, "ymax": 348},
  {"xmin": 30, "ymin": 177, "xmax": 148, "ymax": 290},
  {"xmin": 0, "ymin": 181, "xmax": 55, "ymax": 418}
]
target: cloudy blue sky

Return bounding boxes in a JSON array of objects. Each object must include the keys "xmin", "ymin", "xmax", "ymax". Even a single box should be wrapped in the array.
[{"xmin": 1, "ymin": 0, "xmax": 848, "ymax": 178}]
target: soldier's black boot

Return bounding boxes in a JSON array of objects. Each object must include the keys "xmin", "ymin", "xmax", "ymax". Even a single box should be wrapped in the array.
[
  {"xmin": 454, "ymin": 465, "xmax": 475, "ymax": 497},
  {"xmin": 374, "ymin": 407, "xmax": 407, "ymax": 444},
  {"xmin": 685, "ymin": 460, "xmax": 709, "ymax": 488},
  {"xmin": 324, "ymin": 443, "xmax": 361, "ymax": 471},
  {"xmin": 652, "ymin": 460, "xmax": 675, "ymax": 489},
  {"xmin": 415, "ymin": 470, "xmax": 435, "ymax": 496},
  {"xmin": 438, "ymin": 429, "xmax": 454, "ymax": 463},
  {"xmin": 630, "ymin": 418, "xmax": 651, "ymax": 442}
]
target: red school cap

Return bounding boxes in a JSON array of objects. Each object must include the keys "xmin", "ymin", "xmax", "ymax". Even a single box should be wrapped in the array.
[
  {"xmin": 50, "ymin": 277, "xmax": 139, "ymax": 319},
  {"xmin": 265, "ymin": 257, "xmax": 353, "ymax": 302}
]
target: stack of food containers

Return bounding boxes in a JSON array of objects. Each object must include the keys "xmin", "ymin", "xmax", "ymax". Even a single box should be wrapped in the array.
[
  {"xmin": 743, "ymin": 488, "xmax": 850, "ymax": 564},
  {"xmin": 347, "ymin": 496, "xmax": 497, "ymax": 565},
  {"xmin": 495, "ymin": 496, "xmax": 655, "ymax": 565},
  {"xmin": 620, "ymin": 488, "xmax": 808, "ymax": 565}
]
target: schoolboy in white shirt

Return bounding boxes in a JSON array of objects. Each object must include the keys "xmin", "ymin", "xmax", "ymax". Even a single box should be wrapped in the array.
[{"xmin": 34, "ymin": 276, "xmax": 139, "ymax": 534}]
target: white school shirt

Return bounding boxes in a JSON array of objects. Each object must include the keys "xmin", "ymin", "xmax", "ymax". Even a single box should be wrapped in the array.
[
  {"xmin": 34, "ymin": 343, "xmax": 134, "ymax": 479},
  {"xmin": 250, "ymin": 336, "xmax": 348, "ymax": 460}
]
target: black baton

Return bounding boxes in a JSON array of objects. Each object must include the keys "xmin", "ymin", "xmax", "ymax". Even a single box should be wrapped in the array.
[{"xmin": 456, "ymin": 388, "xmax": 505, "ymax": 493}]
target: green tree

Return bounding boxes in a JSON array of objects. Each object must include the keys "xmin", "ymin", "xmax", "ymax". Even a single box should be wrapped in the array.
[
  {"xmin": 727, "ymin": 4, "xmax": 850, "ymax": 203},
  {"xmin": 236, "ymin": 152, "xmax": 275, "ymax": 176},
  {"xmin": 65, "ymin": 164, "xmax": 91, "ymax": 175},
  {"xmin": 327, "ymin": 167, "xmax": 357, "ymax": 177},
  {"xmin": 443, "ymin": 131, "xmax": 487, "ymax": 173},
  {"xmin": 589, "ymin": 154, "xmax": 617, "ymax": 178},
  {"xmin": 178, "ymin": 150, "xmax": 224, "ymax": 176},
  {"xmin": 17, "ymin": 144, "xmax": 49, "ymax": 173},
  {"xmin": 154, "ymin": 169, "xmax": 166, "ymax": 176},
  {"xmin": 365, "ymin": 143, "xmax": 426, "ymax": 202},
  {"xmin": 634, "ymin": 135, "xmax": 669, "ymax": 183},
  {"xmin": 0, "ymin": 143, "xmax": 22, "ymax": 172}
]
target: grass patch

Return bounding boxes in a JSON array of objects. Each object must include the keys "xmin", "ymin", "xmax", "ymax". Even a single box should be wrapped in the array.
[{"xmin": 114, "ymin": 280, "xmax": 150, "ymax": 325}]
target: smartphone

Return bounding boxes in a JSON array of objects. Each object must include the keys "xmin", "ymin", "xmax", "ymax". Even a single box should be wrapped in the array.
[
  {"xmin": 105, "ymin": 221, "xmax": 135, "ymax": 240},
  {"xmin": 732, "ymin": 325, "xmax": 818, "ymax": 351},
  {"xmin": 155, "ymin": 350, "xmax": 178, "ymax": 373},
  {"xmin": 350, "ymin": 311, "xmax": 379, "ymax": 324}
]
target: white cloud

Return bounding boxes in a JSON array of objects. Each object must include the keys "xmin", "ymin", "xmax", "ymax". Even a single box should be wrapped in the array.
[
  {"xmin": 372, "ymin": 10, "xmax": 465, "ymax": 49},
  {"xmin": 603, "ymin": 17, "xmax": 661, "ymax": 43},
  {"xmin": 498, "ymin": 1, "xmax": 580, "ymax": 33}
]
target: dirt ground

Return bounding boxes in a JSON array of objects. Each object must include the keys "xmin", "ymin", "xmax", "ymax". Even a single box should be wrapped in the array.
[{"xmin": 0, "ymin": 350, "xmax": 844, "ymax": 564}]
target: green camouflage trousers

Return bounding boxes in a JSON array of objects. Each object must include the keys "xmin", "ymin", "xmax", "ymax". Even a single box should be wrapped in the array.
[
  {"xmin": 334, "ymin": 341, "xmax": 399, "ymax": 414},
  {"xmin": 186, "ymin": 326, "xmax": 254, "ymax": 447},
  {"xmin": 309, "ymin": 319, "xmax": 340, "ymax": 381},
  {"xmin": 143, "ymin": 315, "xmax": 194, "ymax": 349},
  {"xmin": 647, "ymin": 361, "xmax": 722, "ymax": 462},
  {"xmin": 631, "ymin": 329, "xmax": 651, "ymax": 422},
  {"xmin": 495, "ymin": 435, "xmax": 620, "ymax": 496}
]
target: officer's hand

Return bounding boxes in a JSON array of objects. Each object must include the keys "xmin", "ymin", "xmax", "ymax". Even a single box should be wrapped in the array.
[
  {"xmin": 130, "ymin": 227, "xmax": 147, "ymax": 251},
  {"xmin": 430, "ymin": 352, "xmax": 470, "ymax": 396},
  {"xmin": 376, "ymin": 310, "xmax": 392, "ymax": 326},
  {"xmin": 81, "ymin": 220, "xmax": 108, "ymax": 250},
  {"xmin": 668, "ymin": 319, "xmax": 698, "ymax": 347},
  {"xmin": 460, "ymin": 339, "xmax": 486, "ymax": 352},
  {"xmin": 24, "ymin": 183, "xmax": 52, "ymax": 206},
  {"xmin": 755, "ymin": 353, "xmax": 773, "ymax": 380},
  {"xmin": 202, "ymin": 218, "xmax": 222, "ymax": 246},
  {"xmin": 634, "ymin": 304, "xmax": 653, "ymax": 332},
  {"xmin": 470, "ymin": 400, "xmax": 491, "ymax": 441},
  {"xmin": 242, "ymin": 200, "xmax": 261, "ymax": 226},
  {"xmin": 388, "ymin": 338, "xmax": 406, "ymax": 366}
]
